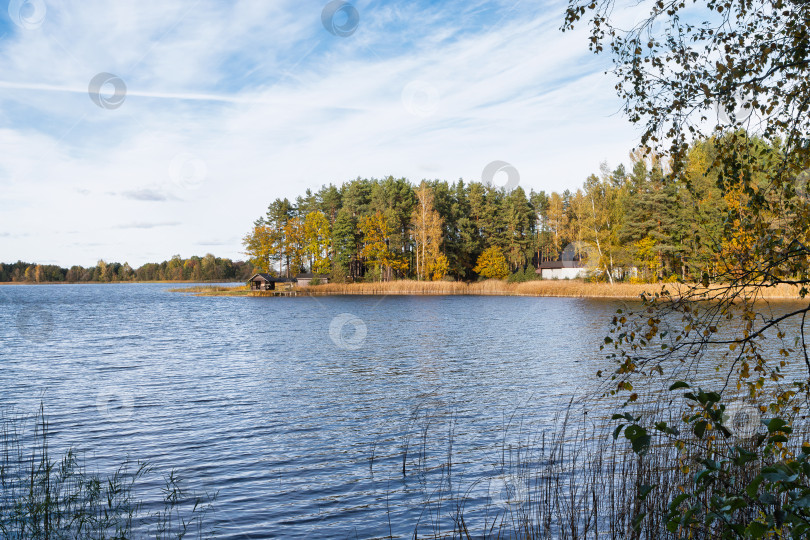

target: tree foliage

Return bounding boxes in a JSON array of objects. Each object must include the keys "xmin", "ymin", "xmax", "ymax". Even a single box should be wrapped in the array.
[
  {"xmin": 565, "ymin": 0, "xmax": 810, "ymax": 535},
  {"xmin": 0, "ymin": 256, "xmax": 254, "ymax": 283},
  {"xmin": 411, "ymin": 181, "xmax": 445, "ymax": 280},
  {"xmin": 473, "ymin": 246, "xmax": 509, "ymax": 280},
  {"xmin": 241, "ymin": 156, "xmax": 766, "ymax": 284}
]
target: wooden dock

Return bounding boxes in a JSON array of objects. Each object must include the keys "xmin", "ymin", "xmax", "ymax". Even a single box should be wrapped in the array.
[{"xmin": 248, "ymin": 290, "xmax": 301, "ymax": 297}]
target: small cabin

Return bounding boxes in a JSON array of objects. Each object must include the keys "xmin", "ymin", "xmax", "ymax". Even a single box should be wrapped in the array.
[
  {"xmin": 247, "ymin": 273, "xmax": 296, "ymax": 291},
  {"xmin": 248, "ymin": 273, "xmax": 275, "ymax": 290},
  {"xmin": 295, "ymin": 272, "xmax": 329, "ymax": 287},
  {"xmin": 535, "ymin": 261, "xmax": 586, "ymax": 280}
]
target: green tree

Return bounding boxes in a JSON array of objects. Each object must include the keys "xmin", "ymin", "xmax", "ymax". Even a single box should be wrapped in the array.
[
  {"xmin": 317, "ymin": 184, "xmax": 342, "ymax": 224},
  {"xmin": 331, "ymin": 208, "xmax": 359, "ymax": 281},
  {"xmin": 265, "ymin": 198, "xmax": 293, "ymax": 276},
  {"xmin": 502, "ymin": 186, "xmax": 533, "ymax": 270}
]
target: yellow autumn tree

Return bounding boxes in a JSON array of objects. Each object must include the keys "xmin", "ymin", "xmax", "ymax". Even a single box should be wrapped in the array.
[
  {"xmin": 284, "ymin": 216, "xmax": 306, "ymax": 275},
  {"xmin": 242, "ymin": 222, "xmax": 276, "ymax": 273},
  {"xmin": 719, "ymin": 181, "xmax": 758, "ymax": 273},
  {"xmin": 473, "ymin": 246, "xmax": 509, "ymax": 279},
  {"xmin": 427, "ymin": 252, "xmax": 449, "ymax": 280},
  {"xmin": 304, "ymin": 211, "xmax": 332, "ymax": 274},
  {"xmin": 360, "ymin": 211, "xmax": 407, "ymax": 281},
  {"xmin": 633, "ymin": 235, "xmax": 658, "ymax": 282},
  {"xmin": 411, "ymin": 181, "xmax": 447, "ymax": 280}
]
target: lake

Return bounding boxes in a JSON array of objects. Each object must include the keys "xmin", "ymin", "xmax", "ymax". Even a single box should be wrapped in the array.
[{"xmin": 0, "ymin": 283, "xmax": 648, "ymax": 538}]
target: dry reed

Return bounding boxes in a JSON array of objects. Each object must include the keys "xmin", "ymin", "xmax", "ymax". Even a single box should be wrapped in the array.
[
  {"xmin": 403, "ymin": 396, "xmax": 810, "ymax": 539},
  {"xmin": 302, "ymin": 279, "xmax": 804, "ymax": 300}
]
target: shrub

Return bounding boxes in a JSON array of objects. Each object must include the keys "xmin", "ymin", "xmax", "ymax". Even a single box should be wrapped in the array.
[{"xmin": 612, "ymin": 384, "xmax": 810, "ymax": 537}]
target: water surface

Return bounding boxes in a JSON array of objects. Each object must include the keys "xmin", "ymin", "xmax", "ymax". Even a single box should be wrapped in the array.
[{"xmin": 0, "ymin": 284, "xmax": 658, "ymax": 538}]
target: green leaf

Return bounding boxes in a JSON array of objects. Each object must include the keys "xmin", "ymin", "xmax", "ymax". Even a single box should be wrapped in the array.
[
  {"xmin": 631, "ymin": 434, "xmax": 651, "ymax": 455},
  {"xmin": 759, "ymin": 492, "xmax": 777, "ymax": 505},
  {"xmin": 624, "ymin": 424, "xmax": 651, "ymax": 454},
  {"xmin": 763, "ymin": 417, "xmax": 790, "ymax": 433},
  {"xmin": 701, "ymin": 458, "xmax": 720, "ymax": 470},
  {"xmin": 669, "ymin": 493, "xmax": 690, "ymax": 511},
  {"xmin": 745, "ymin": 521, "xmax": 768, "ymax": 538},
  {"xmin": 762, "ymin": 464, "xmax": 798, "ymax": 483},
  {"xmin": 612, "ymin": 412, "xmax": 634, "ymax": 421},
  {"xmin": 695, "ymin": 468, "xmax": 713, "ymax": 484},
  {"xmin": 704, "ymin": 391, "xmax": 721, "ymax": 404},
  {"xmin": 669, "ymin": 381, "xmax": 690, "ymax": 391},
  {"xmin": 654, "ymin": 421, "xmax": 679, "ymax": 436},
  {"xmin": 792, "ymin": 493, "xmax": 810, "ymax": 508},
  {"xmin": 791, "ymin": 523, "xmax": 810, "ymax": 539},
  {"xmin": 638, "ymin": 484, "xmax": 655, "ymax": 500},
  {"xmin": 733, "ymin": 447, "xmax": 757, "ymax": 467},
  {"xmin": 694, "ymin": 420, "xmax": 708, "ymax": 439},
  {"xmin": 631, "ymin": 511, "xmax": 646, "ymax": 530}
]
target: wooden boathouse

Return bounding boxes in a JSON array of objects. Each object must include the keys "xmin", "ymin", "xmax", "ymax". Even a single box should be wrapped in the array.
[
  {"xmin": 248, "ymin": 273, "xmax": 295, "ymax": 291},
  {"xmin": 248, "ymin": 272, "xmax": 330, "ymax": 292}
]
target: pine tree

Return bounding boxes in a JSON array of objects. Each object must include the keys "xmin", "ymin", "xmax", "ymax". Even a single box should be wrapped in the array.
[
  {"xmin": 502, "ymin": 186, "xmax": 533, "ymax": 270},
  {"xmin": 331, "ymin": 208, "xmax": 358, "ymax": 280},
  {"xmin": 265, "ymin": 198, "xmax": 293, "ymax": 276}
]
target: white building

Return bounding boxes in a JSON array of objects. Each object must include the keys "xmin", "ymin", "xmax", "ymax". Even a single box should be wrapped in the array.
[{"xmin": 535, "ymin": 261, "xmax": 587, "ymax": 280}]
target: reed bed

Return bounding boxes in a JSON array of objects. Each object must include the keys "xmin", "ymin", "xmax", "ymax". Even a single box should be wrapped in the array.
[
  {"xmin": 175, "ymin": 279, "xmax": 805, "ymax": 299},
  {"xmin": 304, "ymin": 279, "xmax": 650, "ymax": 298},
  {"xmin": 304, "ymin": 279, "xmax": 805, "ymax": 299},
  {"xmin": 169, "ymin": 284, "xmax": 250, "ymax": 296}
]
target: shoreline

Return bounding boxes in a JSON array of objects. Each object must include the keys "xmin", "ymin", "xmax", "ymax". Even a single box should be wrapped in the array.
[
  {"xmin": 5, "ymin": 279, "xmax": 804, "ymax": 301},
  {"xmin": 0, "ymin": 280, "xmax": 245, "ymax": 285},
  {"xmin": 173, "ymin": 280, "xmax": 808, "ymax": 301}
]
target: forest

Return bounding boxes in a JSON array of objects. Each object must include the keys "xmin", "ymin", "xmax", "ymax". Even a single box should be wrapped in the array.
[
  {"xmin": 4, "ymin": 135, "xmax": 783, "ymax": 286},
  {"xmin": 243, "ymin": 135, "xmax": 763, "ymax": 283},
  {"xmin": 0, "ymin": 254, "xmax": 254, "ymax": 283}
]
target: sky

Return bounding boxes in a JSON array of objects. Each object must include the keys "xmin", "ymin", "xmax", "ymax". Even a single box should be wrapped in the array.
[{"xmin": 0, "ymin": 0, "xmax": 643, "ymax": 267}]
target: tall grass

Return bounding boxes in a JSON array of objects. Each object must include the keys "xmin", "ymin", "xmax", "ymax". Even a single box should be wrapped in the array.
[
  {"xmin": 0, "ymin": 406, "xmax": 216, "ymax": 539},
  {"xmin": 168, "ymin": 284, "xmax": 249, "ymax": 295},
  {"xmin": 305, "ymin": 279, "xmax": 804, "ymax": 299},
  {"xmin": 305, "ymin": 279, "xmax": 651, "ymax": 298},
  {"xmin": 402, "ymin": 396, "xmax": 809, "ymax": 538},
  {"xmin": 173, "ymin": 279, "xmax": 804, "ymax": 299}
]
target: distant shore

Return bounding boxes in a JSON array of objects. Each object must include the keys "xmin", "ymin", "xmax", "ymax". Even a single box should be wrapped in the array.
[
  {"xmin": 172, "ymin": 280, "xmax": 807, "ymax": 301},
  {"xmin": 0, "ymin": 280, "xmax": 244, "ymax": 285}
]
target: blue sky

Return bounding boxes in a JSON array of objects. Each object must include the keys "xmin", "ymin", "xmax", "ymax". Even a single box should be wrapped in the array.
[{"xmin": 0, "ymin": 0, "xmax": 642, "ymax": 267}]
